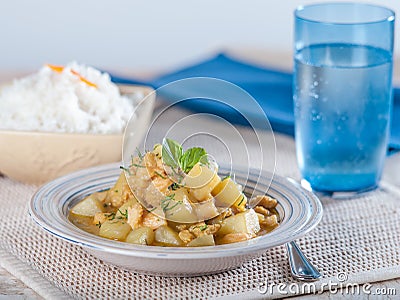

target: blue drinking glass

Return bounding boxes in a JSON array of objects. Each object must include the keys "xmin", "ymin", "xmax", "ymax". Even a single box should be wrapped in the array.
[{"xmin": 293, "ymin": 3, "xmax": 395, "ymax": 193}]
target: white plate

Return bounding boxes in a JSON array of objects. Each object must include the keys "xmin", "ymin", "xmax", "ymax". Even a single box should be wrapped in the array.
[{"xmin": 29, "ymin": 163, "xmax": 323, "ymax": 276}]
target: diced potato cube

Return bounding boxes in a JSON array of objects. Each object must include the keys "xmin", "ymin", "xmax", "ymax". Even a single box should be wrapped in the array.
[
  {"xmin": 110, "ymin": 172, "xmax": 127, "ymax": 196},
  {"xmin": 195, "ymin": 199, "xmax": 219, "ymax": 221},
  {"xmin": 93, "ymin": 212, "xmax": 109, "ymax": 225},
  {"xmin": 172, "ymin": 187, "xmax": 189, "ymax": 201},
  {"xmin": 70, "ymin": 194, "xmax": 104, "ymax": 217},
  {"xmin": 107, "ymin": 172, "xmax": 129, "ymax": 207},
  {"xmin": 217, "ymin": 209, "xmax": 260, "ymax": 237},
  {"xmin": 212, "ymin": 178, "xmax": 242, "ymax": 208},
  {"xmin": 95, "ymin": 191, "xmax": 108, "ymax": 202},
  {"xmin": 125, "ymin": 227, "xmax": 155, "ymax": 245},
  {"xmin": 189, "ymin": 173, "xmax": 221, "ymax": 201},
  {"xmin": 164, "ymin": 188, "xmax": 197, "ymax": 223},
  {"xmin": 184, "ymin": 163, "xmax": 219, "ymax": 189},
  {"xmin": 187, "ymin": 234, "xmax": 215, "ymax": 247},
  {"xmin": 99, "ymin": 220, "xmax": 132, "ymax": 241},
  {"xmin": 115, "ymin": 199, "xmax": 136, "ymax": 219},
  {"xmin": 154, "ymin": 225, "xmax": 184, "ymax": 246}
]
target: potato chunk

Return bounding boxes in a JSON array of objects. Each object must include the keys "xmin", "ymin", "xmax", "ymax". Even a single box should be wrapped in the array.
[
  {"xmin": 212, "ymin": 178, "xmax": 242, "ymax": 208},
  {"xmin": 195, "ymin": 199, "xmax": 219, "ymax": 221},
  {"xmin": 187, "ymin": 234, "xmax": 215, "ymax": 247},
  {"xmin": 125, "ymin": 227, "xmax": 155, "ymax": 245},
  {"xmin": 99, "ymin": 220, "xmax": 132, "ymax": 241},
  {"xmin": 115, "ymin": 199, "xmax": 135, "ymax": 218},
  {"xmin": 107, "ymin": 172, "xmax": 133, "ymax": 207},
  {"xmin": 185, "ymin": 163, "xmax": 220, "ymax": 201},
  {"xmin": 93, "ymin": 212, "xmax": 109, "ymax": 225},
  {"xmin": 71, "ymin": 194, "xmax": 104, "ymax": 217},
  {"xmin": 184, "ymin": 163, "xmax": 216, "ymax": 188},
  {"xmin": 164, "ymin": 188, "xmax": 197, "ymax": 223},
  {"xmin": 154, "ymin": 225, "xmax": 184, "ymax": 246},
  {"xmin": 217, "ymin": 209, "xmax": 260, "ymax": 237},
  {"xmin": 189, "ymin": 176, "xmax": 221, "ymax": 202}
]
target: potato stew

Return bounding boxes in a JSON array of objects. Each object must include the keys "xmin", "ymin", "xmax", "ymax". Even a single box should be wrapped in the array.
[{"xmin": 69, "ymin": 139, "xmax": 279, "ymax": 247}]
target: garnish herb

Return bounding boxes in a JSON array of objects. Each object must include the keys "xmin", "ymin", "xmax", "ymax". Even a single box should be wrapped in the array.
[
  {"xmin": 179, "ymin": 147, "xmax": 207, "ymax": 173},
  {"xmin": 119, "ymin": 166, "xmax": 132, "ymax": 175},
  {"xmin": 165, "ymin": 201, "xmax": 182, "ymax": 211},
  {"xmin": 95, "ymin": 222, "xmax": 102, "ymax": 228},
  {"xmin": 136, "ymin": 147, "xmax": 144, "ymax": 161},
  {"xmin": 199, "ymin": 224, "xmax": 208, "ymax": 231},
  {"xmin": 237, "ymin": 195, "xmax": 245, "ymax": 206},
  {"xmin": 222, "ymin": 174, "xmax": 231, "ymax": 181},
  {"xmin": 154, "ymin": 171, "xmax": 166, "ymax": 179},
  {"xmin": 168, "ymin": 182, "xmax": 181, "ymax": 191},
  {"xmin": 105, "ymin": 212, "xmax": 116, "ymax": 220},
  {"xmin": 130, "ymin": 163, "xmax": 145, "ymax": 169},
  {"xmin": 162, "ymin": 139, "xmax": 183, "ymax": 169},
  {"xmin": 160, "ymin": 194, "xmax": 175, "ymax": 211},
  {"xmin": 160, "ymin": 194, "xmax": 182, "ymax": 212},
  {"xmin": 118, "ymin": 209, "xmax": 129, "ymax": 220},
  {"xmin": 161, "ymin": 138, "xmax": 208, "ymax": 174},
  {"xmin": 146, "ymin": 207, "xmax": 157, "ymax": 213},
  {"xmin": 130, "ymin": 154, "xmax": 135, "ymax": 162}
]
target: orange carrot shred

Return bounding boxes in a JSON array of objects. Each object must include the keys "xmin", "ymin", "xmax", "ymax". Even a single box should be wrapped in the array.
[
  {"xmin": 46, "ymin": 64, "xmax": 97, "ymax": 88},
  {"xmin": 70, "ymin": 69, "xmax": 98, "ymax": 88},
  {"xmin": 46, "ymin": 64, "xmax": 64, "ymax": 73}
]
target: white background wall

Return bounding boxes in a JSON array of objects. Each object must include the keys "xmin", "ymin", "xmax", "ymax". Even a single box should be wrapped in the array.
[{"xmin": 1, "ymin": 0, "xmax": 399, "ymax": 79}]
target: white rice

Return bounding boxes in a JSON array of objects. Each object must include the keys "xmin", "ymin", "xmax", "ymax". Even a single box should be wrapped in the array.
[{"xmin": 0, "ymin": 62, "xmax": 139, "ymax": 134}]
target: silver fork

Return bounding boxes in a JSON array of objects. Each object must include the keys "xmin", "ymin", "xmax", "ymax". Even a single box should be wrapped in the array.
[{"xmin": 286, "ymin": 241, "xmax": 322, "ymax": 281}]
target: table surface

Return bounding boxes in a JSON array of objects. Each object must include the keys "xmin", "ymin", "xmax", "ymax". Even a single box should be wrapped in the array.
[
  {"xmin": 1, "ymin": 58, "xmax": 399, "ymax": 299},
  {"xmin": 1, "ymin": 133, "xmax": 399, "ymax": 300},
  {"xmin": 1, "ymin": 260, "xmax": 399, "ymax": 299}
]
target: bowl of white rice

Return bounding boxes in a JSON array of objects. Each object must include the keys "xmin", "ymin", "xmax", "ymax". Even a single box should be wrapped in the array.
[{"xmin": 0, "ymin": 63, "xmax": 155, "ymax": 184}]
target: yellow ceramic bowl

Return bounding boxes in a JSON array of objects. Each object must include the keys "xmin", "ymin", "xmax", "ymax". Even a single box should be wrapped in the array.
[{"xmin": 0, "ymin": 84, "xmax": 155, "ymax": 185}]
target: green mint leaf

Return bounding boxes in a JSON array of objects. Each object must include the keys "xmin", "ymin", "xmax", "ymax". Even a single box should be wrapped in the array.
[
  {"xmin": 179, "ymin": 147, "xmax": 207, "ymax": 173},
  {"xmin": 199, "ymin": 153, "xmax": 209, "ymax": 166},
  {"xmin": 162, "ymin": 138, "xmax": 183, "ymax": 169},
  {"xmin": 161, "ymin": 139, "xmax": 208, "ymax": 174}
]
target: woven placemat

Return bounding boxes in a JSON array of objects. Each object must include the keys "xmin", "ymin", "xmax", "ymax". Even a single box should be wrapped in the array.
[{"xmin": 0, "ymin": 134, "xmax": 399, "ymax": 299}]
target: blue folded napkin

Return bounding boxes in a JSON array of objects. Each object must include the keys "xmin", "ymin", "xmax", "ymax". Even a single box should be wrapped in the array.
[{"xmin": 111, "ymin": 53, "xmax": 400, "ymax": 153}]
